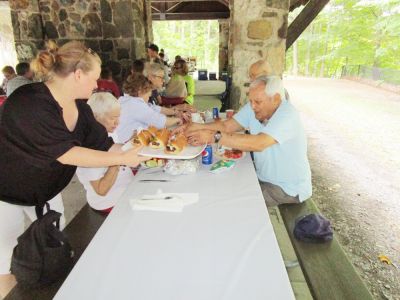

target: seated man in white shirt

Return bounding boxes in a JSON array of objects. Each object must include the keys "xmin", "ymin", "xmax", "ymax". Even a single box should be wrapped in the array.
[
  {"xmin": 176, "ymin": 76, "xmax": 311, "ymax": 206},
  {"xmin": 116, "ymin": 73, "xmax": 183, "ymax": 143},
  {"xmin": 76, "ymin": 92, "xmax": 135, "ymax": 213}
]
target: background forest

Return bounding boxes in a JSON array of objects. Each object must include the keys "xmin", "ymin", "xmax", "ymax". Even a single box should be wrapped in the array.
[
  {"xmin": 153, "ymin": 20, "xmax": 219, "ymax": 73},
  {"xmin": 286, "ymin": 0, "xmax": 400, "ymax": 83},
  {"xmin": 153, "ymin": 0, "xmax": 399, "ymax": 84}
]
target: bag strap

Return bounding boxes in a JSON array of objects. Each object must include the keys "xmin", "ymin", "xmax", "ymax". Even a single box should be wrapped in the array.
[{"xmin": 35, "ymin": 202, "xmax": 59, "ymax": 228}]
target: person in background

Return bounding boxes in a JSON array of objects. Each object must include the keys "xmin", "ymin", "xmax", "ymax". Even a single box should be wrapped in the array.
[
  {"xmin": 159, "ymin": 48, "xmax": 169, "ymax": 63},
  {"xmin": 145, "ymin": 63, "xmax": 191, "ymax": 121},
  {"xmin": 177, "ymin": 76, "xmax": 311, "ymax": 207},
  {"xmin": 1, "ymin": 66, "xmax": 16, "ymax": 96},
  {"xmin": 116, "ymin": 73, "xmax": 183, "ymax": 143},
  {"xmin": 145, "ymin": 63, "xmax": 164, "ymax": 106},
  {"xmin": 76, "ymin": 92, "xmax": 134, "ymax": 214},
  {"xmin": 168, "ymin": 59, "xmax": 195, "ymax": 105},
  {"xmin": 6, "ymin": 62, "xmax": 33, "ymax": 97},
  {"xmin": 248, "ymin": 60, "xmax": 271, "ymax": 81},
  {"xmin": 96, "ymin": 67, "xmax": 121, "ymax": 98},
  {"xmin": 147, "ymin": 43, "xmax": 160, "ymax": 63},
  {"xmin": 158, "ymin": 52, "xmax": 168, "ymax": 67},
  {"xmin": 248, "ymin": 59, "xmax": 290, "ymax": 100},
  {"xmin": 174, "ymin": 55, "xmax": 182, "ymax": 62},
  {"xmin": 147, "ymin": 44, "xmax": 169, "ymax": 84},
  {"xmin": 131, "ymin": 59, "xmax": 145, "ymax": 75},
  {"xmin": 0, "ymin": 41, "xmax": 148, "ymax": 297}
]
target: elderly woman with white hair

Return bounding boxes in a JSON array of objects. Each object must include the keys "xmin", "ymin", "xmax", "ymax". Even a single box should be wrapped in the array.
[
  {"xmin": 175, "ymin": 76, "xmax": 312, "ymax": 207},
  {"xmin": 76, "ymin": 92, "xmax": 135, "ymax": 214}
]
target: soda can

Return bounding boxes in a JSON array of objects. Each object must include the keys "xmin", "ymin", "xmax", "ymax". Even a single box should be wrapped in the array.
[
  {"xmin": 212, "ymin": 107, "xmax": 219, "ymax": 119},
  {"xmin": 202, "ymin": 144, "xmax": 213, "ymax": 165}
]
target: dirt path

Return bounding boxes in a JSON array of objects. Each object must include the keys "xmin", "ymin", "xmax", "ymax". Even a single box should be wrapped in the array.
[{"xmin": 283, "ymin": 77, "xmax": 400, "ymax": 299}]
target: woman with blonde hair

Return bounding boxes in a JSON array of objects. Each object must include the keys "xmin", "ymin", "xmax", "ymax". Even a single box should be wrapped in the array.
[{"xmin": 0, "ymin": 41, "xmax": 147, "ymax": 296}]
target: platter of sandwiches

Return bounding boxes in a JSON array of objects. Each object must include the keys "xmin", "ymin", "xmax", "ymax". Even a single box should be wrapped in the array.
[{"xmin": 130, "ymin": 126, "xmax": 206, "ymax": 159}]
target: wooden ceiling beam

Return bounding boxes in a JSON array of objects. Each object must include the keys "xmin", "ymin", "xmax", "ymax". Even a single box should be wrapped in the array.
[
  {"xmin": 150, "ymin": 0, "xmax": 223, "ymax": 2},
  {"xmin": 286, "ymin": 0, "xmax": 330, "ymax": 50},
  {"xmin": 166, "ymin": 2, "xmax": 183, "ymax": 12},
  {"xmin": 152, "ymin": 11, "xmax": 229, "ymax": 20}
]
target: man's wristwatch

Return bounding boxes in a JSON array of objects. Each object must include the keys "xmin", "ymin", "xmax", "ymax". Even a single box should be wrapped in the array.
[{"xmin": 214, "ymin": 131, "xmax": 222, "ymax": 143}]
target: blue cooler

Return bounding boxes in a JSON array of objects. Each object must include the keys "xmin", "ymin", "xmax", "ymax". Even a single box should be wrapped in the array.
[{"xmin": 198, "ymin": 69, "xmax": 208, "ymax": 80}]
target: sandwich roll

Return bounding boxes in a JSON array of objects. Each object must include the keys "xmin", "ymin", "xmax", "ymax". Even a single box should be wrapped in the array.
[
  {"xmin": 147, "ymin": 126, "xmax": 158, "ymax": 136},
  {"xmin": 165, "ymin": 134, "xmax": 188, "ymax": 154},
  {"xmin": 132, "ymin": 130, "xmax": 152, "ymax": 146},
  {"xmin": 150, "ymin": 128, "xmax": 170, "ymax": 149}
]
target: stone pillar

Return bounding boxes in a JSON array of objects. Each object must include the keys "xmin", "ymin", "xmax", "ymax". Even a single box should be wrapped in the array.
[
  {"xmin": 8, "ymin": 0, "xmax": 151, "ymax": 85},
  {"xmin": 229, "ymin": 0, "xmax": 289, "ymax": 109},
  {"xmin": 9, "ymin": 0, "xmax": 44, "ymax": 62},
  {"xmin": 218, "ymin": 19, "xmax": 229, "ymax": 77},
  {"xmin": 143, "ymin": 0, "xmax": 153, "ymax": 45}
]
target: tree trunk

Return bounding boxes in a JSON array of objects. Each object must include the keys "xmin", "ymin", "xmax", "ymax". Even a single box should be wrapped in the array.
[
  {"xmin": 320, "ymin": 22, "xmax": 330, "ymax": 77},
  {"xmin": 312, "ymin": 22, "xmax": 322, "ymax": 77},
  {"xmin": 190, "ymin": 21, "xmax": 194, "ymax": 56},
  {"xmin": 292, "ymin": 40, "xmax": 298, "ymax": 76},
  {"xmin": 305, "ymin": 23, "xmax": 314, "ymax": 76}
]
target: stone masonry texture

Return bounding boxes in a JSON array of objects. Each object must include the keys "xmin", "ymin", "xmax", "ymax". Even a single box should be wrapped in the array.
[{"xmin": 9, "ymin": 0, "xmax": 151, "ymax": 84}]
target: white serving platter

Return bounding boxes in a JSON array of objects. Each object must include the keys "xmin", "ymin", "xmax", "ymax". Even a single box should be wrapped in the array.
[{"xmin": 138, "ymin": 144, "xmax": 206, "ymax": 160}]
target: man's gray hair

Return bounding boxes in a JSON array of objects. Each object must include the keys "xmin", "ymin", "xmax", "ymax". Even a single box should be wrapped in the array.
[
  {"xmin": 144, "ymin": 63, "xmax": 165, "ymax": 76},
  {"xmin": 87, "ymin": 92, "xmax": 120, "ymax": 118},
  {"xmin": 250, "ymin": 76, "xmax": 285, "ymax": 101}
]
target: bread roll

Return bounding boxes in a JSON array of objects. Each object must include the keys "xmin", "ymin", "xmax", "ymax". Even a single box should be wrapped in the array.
[
  {"xmin": 132, "ymin": 130, "xmax": 152, "ymax": 146},
  {"xmin": 149, "ymin": 128, "xmax": 170, "ymax": 149},
  {"xmin": 165, "ymin": 134, "xmax": 188, "ymax": 154}
]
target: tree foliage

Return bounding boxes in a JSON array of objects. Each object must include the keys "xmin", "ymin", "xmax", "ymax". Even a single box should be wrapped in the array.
[
  {"xmin": 153, "ymin": 20, "xmax": 219, "ymax": 72},
  {"xmin": 286, "ymin": 0, "xmax": 400, "ymax": 77}
]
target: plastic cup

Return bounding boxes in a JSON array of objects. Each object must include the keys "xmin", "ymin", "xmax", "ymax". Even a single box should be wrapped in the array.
[
  {"xmin": 191, "ymin": 113, "xmax": 203, "ymax": 123},
  {"xmin": 226, "ymin": 109, "xmax": 235, "ymax": 119}
]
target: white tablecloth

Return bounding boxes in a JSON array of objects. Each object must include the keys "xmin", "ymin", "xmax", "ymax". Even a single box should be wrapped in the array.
[{"xmin": 55, "ymin": 156, "xmax": 294, "ymax": 300}]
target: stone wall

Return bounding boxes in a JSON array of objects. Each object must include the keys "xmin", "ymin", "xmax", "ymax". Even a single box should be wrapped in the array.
[
  {"xmin": 8, "ymin": 0, "xmax": 152, "ymax": 84},
  {"xmin": 229, "ymin": 0, "xmax": 289, "ymax": 109}
]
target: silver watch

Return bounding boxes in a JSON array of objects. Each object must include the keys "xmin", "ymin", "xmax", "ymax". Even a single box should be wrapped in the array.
[{"xmin": 214, "ymin": 131, "xmax": 222, "ymax": 143}]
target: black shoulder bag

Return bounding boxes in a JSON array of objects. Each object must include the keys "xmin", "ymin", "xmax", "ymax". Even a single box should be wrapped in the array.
[{"xmin": 10, "ymin": 202, "xmax": 74, "ymax": 287}]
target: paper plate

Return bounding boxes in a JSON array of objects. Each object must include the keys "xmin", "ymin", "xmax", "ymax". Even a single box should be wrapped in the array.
[{"xmin": 138, "ymin": 144, "xmax": 206, "ymax": 160}]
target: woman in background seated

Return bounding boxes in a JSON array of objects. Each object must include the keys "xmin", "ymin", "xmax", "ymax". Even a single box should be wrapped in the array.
[
  {"xmin": 116, "ymin": 73, "xmax": 183, "ymax": 143},
  {"xmin": 145, "ymin": 63, "xmax": 191, "ymax": 121},
  {"xmin": 166, "ymin": 59, "xmax": 195, "ymax": 105},
  {"xmin": 76, "ymin": 92, "xmax": 134, "ymax": 214}
]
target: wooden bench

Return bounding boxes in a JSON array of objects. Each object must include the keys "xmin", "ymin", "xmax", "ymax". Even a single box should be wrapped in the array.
[
  {"xmin": 278, "ymin": 199, "xmax": 373, "ymax": 300},
  {"xmin": 5, "ymin": 204, "xmax": 106, "ymax": 300}
]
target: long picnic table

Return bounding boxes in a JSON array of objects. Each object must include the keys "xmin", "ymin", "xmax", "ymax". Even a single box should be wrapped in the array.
[{"xmin": 54, "ymin": 154, "xmax": 294, "ymax": 300}]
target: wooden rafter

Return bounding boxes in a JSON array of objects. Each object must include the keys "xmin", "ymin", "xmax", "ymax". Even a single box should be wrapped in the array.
[
  {"xmin": 286, "ymin": 0, "xmax": 330, "ymax": 50},
  {"xmin": 166, "ymin": 2, "xmax": 184, "ymax": 12},
  {"xmin": 152, "ymin": 11, "xmax": 229, "ymax": 20},
  {"xmin": 151, "ymin": 0, "xmax": 229, "ymax": 20}
]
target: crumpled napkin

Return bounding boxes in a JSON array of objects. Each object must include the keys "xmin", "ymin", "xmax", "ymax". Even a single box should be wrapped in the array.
[{"xmin": 130, "ymin": 192, "xmax": 199, "ymax": 212}]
